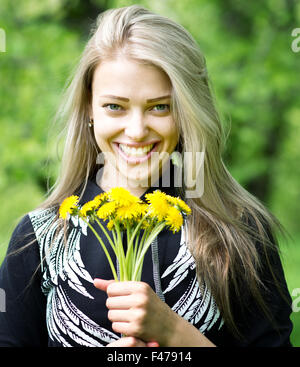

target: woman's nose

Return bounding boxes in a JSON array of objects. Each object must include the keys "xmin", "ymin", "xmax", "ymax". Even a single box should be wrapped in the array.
[{"xmin": 124, "ymin": 111, "xmax": 149, "ymax": 140}]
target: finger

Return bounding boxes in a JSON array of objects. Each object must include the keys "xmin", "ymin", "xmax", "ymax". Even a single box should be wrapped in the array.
[
  {"xmin": 106, "ymin": 295, "xmax": 132, "ymax": 309},
  {"xmin": 108, "ymin": 309, "xmax": 133, "ymax": 322},
  {"xmin": 133, "ymin": 338, "xmax": 148, "ymax": 347},
  {"xmin": 93, "ymin": 278, "xmax": 115, "ymax": 292},
  {"xmin": 107, "ymin": 337, "xmax": 147, "ymax": 347},
  {"xmin": 111, "ymin": 321, "xmax": 132, "ymax": 336},
  {"xmin": 147, "ymin": 341, "xmax": 160, "ymax": 347},
  {"xmin": 106, "ymin": 281, "xmax": 148, "ymax": 297}
]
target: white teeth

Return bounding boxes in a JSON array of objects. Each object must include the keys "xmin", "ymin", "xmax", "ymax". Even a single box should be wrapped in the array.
[{"xmin": 119, "ymin": 143, "xmax": 154, "ymax": 157}]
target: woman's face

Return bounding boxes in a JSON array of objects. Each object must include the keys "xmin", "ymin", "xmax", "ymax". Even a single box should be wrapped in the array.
[{"xmin": 90, "ymin": 56, "xmax": 179, "ymax": 196}]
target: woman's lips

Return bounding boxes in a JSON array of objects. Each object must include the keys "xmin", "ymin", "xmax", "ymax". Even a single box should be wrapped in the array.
[{"xmin": 114, "ymin": 142, "xmax": 159, "ymax": 164}]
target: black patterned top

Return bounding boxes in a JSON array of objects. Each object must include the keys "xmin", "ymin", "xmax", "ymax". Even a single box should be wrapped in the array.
[{"xmin": 0, "ymin": 176, "xmax": 293, "ymax": 346}]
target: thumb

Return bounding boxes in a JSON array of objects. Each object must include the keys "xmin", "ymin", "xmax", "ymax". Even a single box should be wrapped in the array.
[{"xmin": 93, "ymin": 278, "xmax": 115, "ymax": 292}]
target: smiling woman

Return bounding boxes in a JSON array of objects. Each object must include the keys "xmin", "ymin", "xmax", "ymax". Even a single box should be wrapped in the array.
[
  {"xmin": 0, "ymin": 5, "xmax": 293, "ymax": 347},
  {"xmin": 90, "ymin": 57, "xmax": 178, "ymax": 197}
]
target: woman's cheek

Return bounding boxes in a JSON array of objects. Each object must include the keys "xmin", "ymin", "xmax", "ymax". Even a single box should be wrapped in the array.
[{"xmin": 93, "ymin": 122, "xmax": 119, "ymax": 149}]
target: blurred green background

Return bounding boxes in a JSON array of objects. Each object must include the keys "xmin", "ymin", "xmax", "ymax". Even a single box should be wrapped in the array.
[{"xmin": 0, "ymin": 0, "xmax": 299, "ymax": 346}]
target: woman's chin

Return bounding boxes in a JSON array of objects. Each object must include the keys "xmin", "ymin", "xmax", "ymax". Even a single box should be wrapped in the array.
[{"xmin": 117, "ymin": 165, "xmax": 161, "ymax": 190}]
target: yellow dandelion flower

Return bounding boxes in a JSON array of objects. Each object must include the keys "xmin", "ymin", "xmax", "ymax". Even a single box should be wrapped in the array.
[
  {"xmin": 136, "ymin": 203, "xmax": 148, "ymax": 218},
  {"xmin": 108, "ymin": 187, "xmax": 139, "ymax": 207},
  {"xmin": 79, "ymin": 201, "xmax": 96, "ymax": 217},
  {"xmin": 145, "ymin": 190, "xmax": 171, "ymax": 221},
  {"xmin": 107, "ymin": 219, "xmax": 114, "ymax": 231},
  {"xmin": 165, "ymin": 195, "xmax": 191, "ymax": 215},
  {"xmin": 116, "ymin": 204, "xmax": 135, "ymax": 221},
  {"xmin": 145, "ymin": 190, "xmax": 167, "ymax": 203},
  {"xmin": 165, "ymin": 206, "xmax": 183, "ymax": 233},
  {"xmin": 96, "ymin": 201, "xmax": 117, "ymax": 220},
  {"xmin": 59, "ymin": 195, "xmax": 79, "ymax": 219},
  {"xmin": 115, "ymin": 201, "xmax": 147, "ymax": 222},
  {"xmin": 79, "ymin": 193, "xmax": 108, "ymax": 218},
  {"xmin": 93, "ymin": 193, "xmax": 109, "ymax": 206},
  {"xmin": 141, "ymin": 220, "xmax": 151, "ymax": 230}
]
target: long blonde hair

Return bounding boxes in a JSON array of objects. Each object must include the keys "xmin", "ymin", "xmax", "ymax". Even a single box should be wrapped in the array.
[{"xmin": 38, "ymin": 5, "xmax": 287, "ymax": 337}]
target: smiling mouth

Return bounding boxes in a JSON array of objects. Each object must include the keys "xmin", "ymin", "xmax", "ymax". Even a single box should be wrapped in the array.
[{"xmin": 114, "ymin": 142, "xmax": 159, "ymax": 163}]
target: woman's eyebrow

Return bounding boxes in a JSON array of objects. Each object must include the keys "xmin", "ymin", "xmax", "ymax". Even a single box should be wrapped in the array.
[
  {"xmin": 99, "ymin": 95, "xmax": 171, "ymax": 102},
  {"xmin": 147, "ymin": 95, "xmax": 171, "ymax": 103},
  {"xmin": 100, "ymin": 95, "xmax": 129, "ymax": 102}
]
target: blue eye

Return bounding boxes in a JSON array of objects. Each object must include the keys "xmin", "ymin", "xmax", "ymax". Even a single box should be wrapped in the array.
[
  {"xmin": 103, "ymin": 104, "xmax": 122, "ymax": 111},
  {"xmin": 152, "ymin": 104, "xmax": 170, "ymax": 112}
]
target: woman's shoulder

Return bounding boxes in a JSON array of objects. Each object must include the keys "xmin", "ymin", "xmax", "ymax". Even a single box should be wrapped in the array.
[
  {"xmin": 2, "ymin": 207, "xmax": 59, "ymax": 257},
  {"xmin": 7, "ymin": 206, "xmax": 58, "ymax": 249},
  {"xmin": 27, "ymin": 206, "xmax": 59, "ymax": 233},
  {"xmin": 7, "ymin": 214, "xmax": 36, "ymax": 253},
  {"xmin": 28, "ymin": 205, "xmax": 58, "ymax": 222},
  {"xmin": 26, "ymin": 206, "xmax": 62, "ymax": 249}
]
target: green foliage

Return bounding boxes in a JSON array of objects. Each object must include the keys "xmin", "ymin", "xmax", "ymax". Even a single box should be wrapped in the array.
[
  {"xmin": 281, "ymin": 235, "xmax": 300, "ymax": 347},
  {"xmin": 0, "ymin": 0, "xmax": 299, "ymax": 346},
  {"xmin": 0, "ymin": 0, "xmax": 84, "ymax": 257}
]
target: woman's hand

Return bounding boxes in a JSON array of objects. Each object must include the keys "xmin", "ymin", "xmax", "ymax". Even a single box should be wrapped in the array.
[
  {"xmin": 93, "ymin": 279, "xmax": 177, "ymax": 346},
  {"xmin": 106, "ymin": 336, "xmax": 159, "ymax": 347},
  {"xmin": 94, "ymin": 278, "xmax": 216, "ymax": 347}
]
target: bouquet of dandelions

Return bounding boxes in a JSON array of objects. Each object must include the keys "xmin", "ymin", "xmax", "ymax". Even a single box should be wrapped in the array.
[{"xmin": 59, "ymin": 187, "xmax": 191, "ymax": 282}]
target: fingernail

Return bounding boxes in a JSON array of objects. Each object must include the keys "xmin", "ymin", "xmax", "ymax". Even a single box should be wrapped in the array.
[
  {"xmin": 147, "ymin": 341, "xmax": 159, "ymax": 347},
  {"xmin": 93, "ymin": 278, "xmax": 102, "ymax": 285}
]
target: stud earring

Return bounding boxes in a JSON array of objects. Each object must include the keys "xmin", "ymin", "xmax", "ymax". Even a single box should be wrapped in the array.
[{"xmin": 89, "ymin": 118, "xmax": 94, "ymax": 127}]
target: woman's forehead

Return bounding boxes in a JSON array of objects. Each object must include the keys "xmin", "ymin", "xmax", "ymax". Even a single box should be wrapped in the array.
[{"xmin": 91, "ymin": 57, "xmax": 172, "ymax": 98}]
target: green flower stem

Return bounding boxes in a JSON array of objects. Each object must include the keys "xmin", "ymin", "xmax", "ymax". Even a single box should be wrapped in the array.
[
  {"xmin": 136, "ymin": 256, "xmax": 145, "ymax": 281},
  {"xmin": 133, "ymin": 231, "xmax": 140, "ymax": 264},
  {"xmin": 83, "ymin": 219, "xmax": 118, "ymax": 281},
  {"xmin": 135, "ymin": 225, "xmax": 151, "ymax": 269},
  {"xmin": 94, "ymin": 217, "xmax": 117, "ymax": 254},
  {"xmin": 126, "ymin": 222, "xmax": 133, "ymax": 277},
  {"xmin": 109, "ymin": 220, "xmax": 118, "ymax": 250},
  {"xmin": 125, "ymin": 214, "xmax": 148, "ymax": 277},
  {"xmin": 132, "ymin": 229, "xmax": 145, "ymax": 279},
  {"xmin": 133, "ymin": 230, "xmax": 147, "ymax": 281},
  {"xmin": 133, "ymin": 233, "xmax": 140, "ymax": 273},
  {"xmin": 115, "ymin": 224, "xmax": 123, "ymax": 281},
  {"xmin": 132, "ymin": 222, "xmax": 166, "ymax": 281},
  {"xmin": 115, "ymin": 221, "xmax": 127, "ymax": 281},
  {"xmin": 134, "ymin": 225, "xmax": 148, "ymax": 263}
]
